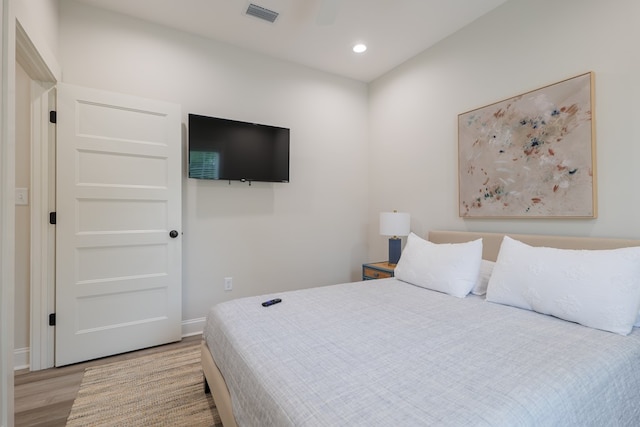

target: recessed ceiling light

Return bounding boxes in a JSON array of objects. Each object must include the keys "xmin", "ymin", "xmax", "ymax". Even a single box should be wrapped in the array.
[{"xmin": 353, "ymin": 44, "xmax": 367, "ymax": 54}]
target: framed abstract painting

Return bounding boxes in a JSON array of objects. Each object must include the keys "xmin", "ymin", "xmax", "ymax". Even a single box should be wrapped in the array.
[{"xmin": 458, "ymin": 72, "xmax": 596, "ymax": 218}]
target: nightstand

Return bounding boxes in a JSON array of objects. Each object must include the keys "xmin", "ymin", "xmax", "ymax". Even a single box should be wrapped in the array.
[{"xmin": 362, "ymin": 261, "xmax": 396, "ymax": 280}]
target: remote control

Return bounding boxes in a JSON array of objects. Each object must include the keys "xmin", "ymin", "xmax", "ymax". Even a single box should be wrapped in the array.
[{"xmin": 261, "ymin": 298, "xmax": 282, "ymax": 307}]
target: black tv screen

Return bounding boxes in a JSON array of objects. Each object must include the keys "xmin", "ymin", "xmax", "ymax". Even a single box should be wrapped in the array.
[{"xmin": 188, "ymin": 114, "xmax": 290, "ymax": 183}]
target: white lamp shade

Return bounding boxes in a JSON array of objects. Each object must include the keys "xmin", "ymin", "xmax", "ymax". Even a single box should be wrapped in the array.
[{"xmin": 379, "ymin": 212, "xmax": 410, "ymax": 237}]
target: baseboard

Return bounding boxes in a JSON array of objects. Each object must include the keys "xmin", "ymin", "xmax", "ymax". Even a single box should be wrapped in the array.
[
  {"xmin": 14, "ymin": 347, "xmax": 29, "ymax": 371},
  {"xmin": 14, "ymin": 317, "xmax": 206, "ymax": 371},
  {"xmin": 181, "ymin": 316, "xmax": 206, "ymax": 338}
]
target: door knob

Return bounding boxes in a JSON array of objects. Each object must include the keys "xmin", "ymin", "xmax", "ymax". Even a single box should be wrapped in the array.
[{"xmin": 169, "ymin": 230, "xmax": 179, "ymax": 238}]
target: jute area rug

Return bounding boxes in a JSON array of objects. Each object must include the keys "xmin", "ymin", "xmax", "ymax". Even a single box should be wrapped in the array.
[{"xmin": 66, "ymin": 345, "xmax": 222, "ymax": 426}]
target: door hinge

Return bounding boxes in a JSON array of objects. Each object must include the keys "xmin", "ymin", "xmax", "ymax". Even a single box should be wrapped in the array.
[
  {"xmin": 49, "ymin": 110, "xmax": 57, "ymax": 124},
  {"xmin": 49, "ymin": 212, "xmax": 56, "ymax": 224},
  {"xmin": 49, "ymin": 313, "xmax": 56, "ymax": 326}
]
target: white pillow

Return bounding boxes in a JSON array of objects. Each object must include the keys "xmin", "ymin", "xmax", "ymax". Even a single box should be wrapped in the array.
[
  {"xmin": 472, "ymin": 260, "xmax": 495, "ymax": 296},
  {"xmin": 395, "ymin": 233, "xmax": 482, "ymax": 298},
  {"xmin": 486, "ymin": 236, "xmax": 640, "ymax": 335}
]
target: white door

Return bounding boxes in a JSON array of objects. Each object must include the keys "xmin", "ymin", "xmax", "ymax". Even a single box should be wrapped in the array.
[{"xmin": 55, "ymin": 83, "xmax": 182, "ymax": 366}]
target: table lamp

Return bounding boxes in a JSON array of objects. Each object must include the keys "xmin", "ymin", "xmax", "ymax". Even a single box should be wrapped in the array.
[{"xmin": 379, "ymin": 211, "xmax": 410, "ymax": 265}]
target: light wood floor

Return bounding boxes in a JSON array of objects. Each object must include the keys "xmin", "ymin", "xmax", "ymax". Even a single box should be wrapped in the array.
[{"xmin": 14, "ymin": 335, "xmax": 202, "ymax": 427}]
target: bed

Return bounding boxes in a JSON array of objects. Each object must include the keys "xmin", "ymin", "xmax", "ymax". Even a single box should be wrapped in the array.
[{"xmin": 201, "ymin": 230, "xmax": 640, "ymax": 426}]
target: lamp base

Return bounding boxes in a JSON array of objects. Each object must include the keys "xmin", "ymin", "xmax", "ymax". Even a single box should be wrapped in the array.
[{"xmin": 388, "ymin": 237, "xmax": 402, "ymax": 265}]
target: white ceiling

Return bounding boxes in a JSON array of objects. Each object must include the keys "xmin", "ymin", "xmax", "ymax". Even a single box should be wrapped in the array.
[{"xmin": 73, "ymin": 0, "xmax": 509, "ymax": 82}]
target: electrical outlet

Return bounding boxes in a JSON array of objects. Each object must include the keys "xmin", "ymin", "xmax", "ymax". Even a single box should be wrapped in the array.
[{"xmin": 224, "ymin": 277, "xmax": 233, "ymax": 291}]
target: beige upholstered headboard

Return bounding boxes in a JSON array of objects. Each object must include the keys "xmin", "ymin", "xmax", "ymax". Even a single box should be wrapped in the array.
[{"xmin": 428, "ymin": 230, "xmax": 640, "ymax": 262}]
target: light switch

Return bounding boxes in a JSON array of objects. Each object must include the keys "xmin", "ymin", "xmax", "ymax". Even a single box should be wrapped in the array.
[{"xmin": 15, "ymin": 188, "xmax": 28, "ymax": 206}]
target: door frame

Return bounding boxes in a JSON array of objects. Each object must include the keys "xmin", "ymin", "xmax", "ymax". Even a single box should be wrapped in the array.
[
  {"xmin": 16, "ymin": 21, "xmax": 58, "ymax": 370},
  {"xmin": 28, "ymin": 80, "xmax": 55, "ymax": 370}
]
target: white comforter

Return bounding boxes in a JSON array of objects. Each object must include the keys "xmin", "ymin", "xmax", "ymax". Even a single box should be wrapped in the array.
[{"xmin": 204, "ymin": 278, "xmax": 640, "ymax": 426}]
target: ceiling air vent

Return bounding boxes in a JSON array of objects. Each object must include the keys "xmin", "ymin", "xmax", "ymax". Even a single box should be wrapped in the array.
[{"xmin": 246, "ymin": 3, "xmax": 279, "ymax": 23}]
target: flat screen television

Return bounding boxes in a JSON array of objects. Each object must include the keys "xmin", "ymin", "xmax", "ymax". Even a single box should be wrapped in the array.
[{"xmin": 188, "ymin": 114, "xmax": 290, "ymax": 183}]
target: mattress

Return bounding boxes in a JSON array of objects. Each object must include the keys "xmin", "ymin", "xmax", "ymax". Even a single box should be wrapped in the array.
[{"xmin": 203, "ymin": 278, "xmax": 640, "ymax": 426}]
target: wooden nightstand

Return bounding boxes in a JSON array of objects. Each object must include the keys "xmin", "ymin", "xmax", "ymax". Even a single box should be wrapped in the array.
[{"xmin": 362, "ymin": 261, "xmax": 396, "ymax": 280}]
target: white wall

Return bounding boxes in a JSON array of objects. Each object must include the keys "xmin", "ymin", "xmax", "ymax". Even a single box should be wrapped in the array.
[
  {"xmin": 14, "ymin": 62, "xmax": 30, "ymax": 357},
  {"xmin": 15, "ymin": 0, "xmax": 60, "ymax": 79},
  {"xmin": 58, "ymin": 0, "xmax": 370, "ymax": 323},
  {"xmin": 368, "ymin": 0, "xmax": 640, "ymax": 261},
  {"xmin": 15, "ymin": 0, "xmax": 58, "ymax": 57}
]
